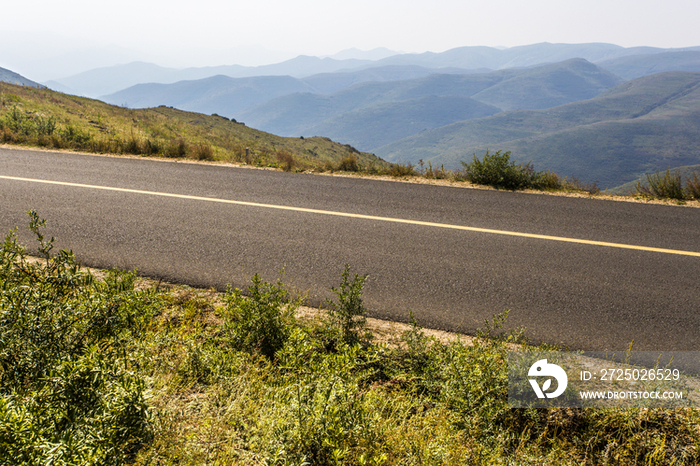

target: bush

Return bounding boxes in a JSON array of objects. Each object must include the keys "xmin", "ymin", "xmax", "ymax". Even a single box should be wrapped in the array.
[
  {"xmin": 276, "ymin": 149, "xmax": 295, "ymax": 171},
  {"xmin": 193, "ymin": 143, "xmax": 214, "ymax": 161},
  {"xmin": 0, "ymin": 212, "xmax": 155, "ymax": 465},
  {"xmin": 325, "ymin": 264, "xmax": 369, "ymax": 345},
  {"xmin": 221, "ymin": 274, "xmax": 298, "ymax": 360},
  {"xmin": 165, "ymin": 139, "xmax": 188, "ymax": 158},
  {"xmin": 636, "ymin": 169, "xmax": 686, "ymax": 200},
  {"xmin": 686, "ymin": 171, "xmax": 700, "ymax": 199},
  {"xmin": 337, "ymin": 154, "xmax": 359, "ymax": 172},
  {"xmin": 462, "ymin": 150, "xmax": 533, "ymax": 190},
  {"xmin": 387, "ymin": 162, "xmax": 417, "ymax": 177}
]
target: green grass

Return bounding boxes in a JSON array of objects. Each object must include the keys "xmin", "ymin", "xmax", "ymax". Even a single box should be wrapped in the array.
[{"xmin": 2, "ymin": 214, "xmax": 699, "ymax": 465}]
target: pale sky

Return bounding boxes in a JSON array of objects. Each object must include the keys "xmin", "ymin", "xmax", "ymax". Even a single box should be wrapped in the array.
[{"xmin": 2, "ymin": 0, "xmax": 700, "ymax": 80}]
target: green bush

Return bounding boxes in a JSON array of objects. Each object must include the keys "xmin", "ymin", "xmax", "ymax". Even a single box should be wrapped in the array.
[
  {"xmin": 636, "ymin": 169, "xmax": 686, "ymax": 200},
  {"xmin": 0, "ymin": 212, "xmax": 156, "ymax": 465},
  {"xmin": 325, "ymin": 264, "xmax": 369, "ymax": 345},
  {"xmin": 462, "ymin": 150, "xmax": 545, "ymax": 190},
  {"xmin": 685, "ymin": 170, "xmax": 700, "ymax": 199},
  {"xmin": 221, "ymin": 274, "xmax": 298, "ymax": 360}
]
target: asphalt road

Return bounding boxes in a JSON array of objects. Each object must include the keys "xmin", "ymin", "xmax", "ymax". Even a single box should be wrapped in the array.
[{"xmin": 2, "ymin": 147, "xmax": 699, "ymax": 351}]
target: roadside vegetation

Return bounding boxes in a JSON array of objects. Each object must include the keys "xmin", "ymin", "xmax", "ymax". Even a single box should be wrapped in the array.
[
  {"xmin": 2, "ymin": 214, "xmax": 699, "ymax": 465},
  {"xmin": 635, "ymin": 168, "xmax": 700, "ymax": 202}
]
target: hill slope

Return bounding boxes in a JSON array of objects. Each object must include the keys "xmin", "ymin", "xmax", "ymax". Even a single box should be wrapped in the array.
[
  {"xmin": 0, "ymin": 67, "xmax": 44, "ymax": 88},
  {"xmin": 0, "ymin": 82, "xmax": 383, "ymax": 171},
  {"xmin": 376, "ymin": 72, "xmax": 700, "ymax": 188}
]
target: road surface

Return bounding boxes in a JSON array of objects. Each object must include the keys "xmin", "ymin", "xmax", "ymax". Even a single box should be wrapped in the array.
[{"xmin": 1, "ymin": 147, "xmax": 699, "ymax": 351}]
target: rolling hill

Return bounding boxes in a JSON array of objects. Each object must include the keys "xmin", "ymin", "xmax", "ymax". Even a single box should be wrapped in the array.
[
  {"xmin": 240, "ymin": 59, "xmax": 623, "ymax": 151},
  {"xmin": 376, "ymin": 72, "xmax": 700, "ymax": 188},
  {"xmin": 302, "ymin": 96, "xmax": 501, "ymax": 150}
]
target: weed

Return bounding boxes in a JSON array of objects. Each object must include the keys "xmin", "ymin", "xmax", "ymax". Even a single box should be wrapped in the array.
[
  {"xmin": 325, "ymin": 264, "xmax": 369, "ymax": 345},
  {"xmin": 0, "ymin": 213, "xmax": 156, "ymax": 465}
]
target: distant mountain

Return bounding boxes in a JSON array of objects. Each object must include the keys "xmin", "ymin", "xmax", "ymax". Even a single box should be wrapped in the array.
[
  {"xmin": 240, "ymin": 59, "xmax": 623, "ymax": 151},
  {"xmin": 597, "ymin": 51, "xmax": 700, "ymax": 80},
  {"xmin": 325, "ymin": 47, "xmax": 400, "ymax": 61},
  {"xmin": 0, "ymin": 67, "xmax": 44, "ymax": 88},
  {"xmin": 102, "ymin": 75, "xmax": 316, "ymax": 115},
  {"xmin": 49, "ymin": 42, "xmax": 697, "ymax": 99},
  {"xmin": 49, "ymin": 56, "xmax": 374, "ymax": 98},
  {"xmin": 46, "ymin": 61, "xmax": 241, "ymax": 98},
  {"xmin": 468, "ymin": 59, "xmax": 623, "ymax": 110},
  {"xmin": 366, "ymin": 42, "xmax": 663, "ymax": 71},
  {"xmin": 376, "ymin": 72, "xmax": 700, "ymax": 189}
]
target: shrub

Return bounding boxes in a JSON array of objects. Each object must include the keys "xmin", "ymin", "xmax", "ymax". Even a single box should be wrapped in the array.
[
  {"xmin": 461, "ymin": 150, "xmax": 533, "ymax": 190},
  {"xmin": 276, "ymin": 149, "xmax": 295, "ymax": 171},
  {"xmin": 636, "ymin": 169, "xmax": 686, "ymax": 200},
  {"xmin": 530, "ymin": 170, "xmax": 562, "ymax": 190},
  {"xmin": 686, "ymin": 171, "xmax": 700, "ymax": 199},
  {"xmin": 325, "ymin": 264, "xmax": 369, "ymax": 345},
  {"xmin": 387, "ymin": 162, "xmax": 417, "ymax": 177},
  {"xmin": 165, "ymin": 139, "xmax": 188, "ymax": 158},
  {"xmin": 221, "ymin": 274, "xmax": 298, "ymax": 360},
  {"xmin": 0, "ymin": 212, "xmax": 155, "ymax": 465},
  {"xmin": 193, "ymin": 143, "xmax": 214, "ymax": 161},
  {"xmin": 337, "ymin": 154, "xmax": 359, "ymax": 172}
]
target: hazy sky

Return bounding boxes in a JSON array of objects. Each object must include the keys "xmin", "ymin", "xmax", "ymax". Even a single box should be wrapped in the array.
[{"xmin": 2, "ymin": 0, "xmax": 700, "ymax": 79}]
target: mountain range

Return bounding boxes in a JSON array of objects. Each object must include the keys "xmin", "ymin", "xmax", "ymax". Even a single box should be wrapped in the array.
[
  {"xmin": 238, "ymin": 59, "xmax": 623, "ymax": 151},
  {"xmin": 377, "ymin": 71, "xmax": 700, "ymax": 189}
]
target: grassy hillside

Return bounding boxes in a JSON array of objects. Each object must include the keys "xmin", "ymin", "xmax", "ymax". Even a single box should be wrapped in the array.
[
  {"xmin": 377, "ymin": 72, "xmax": 700, "ymax": 188},
  {"xmin": 0, "ymin": 82, "xmax": 385, "ymax": 172}
]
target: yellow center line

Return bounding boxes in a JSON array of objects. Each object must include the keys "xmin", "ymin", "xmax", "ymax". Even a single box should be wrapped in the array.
[{"xmin": 3, "ymin": 175, "xmax": 699, "ymax": 257}]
